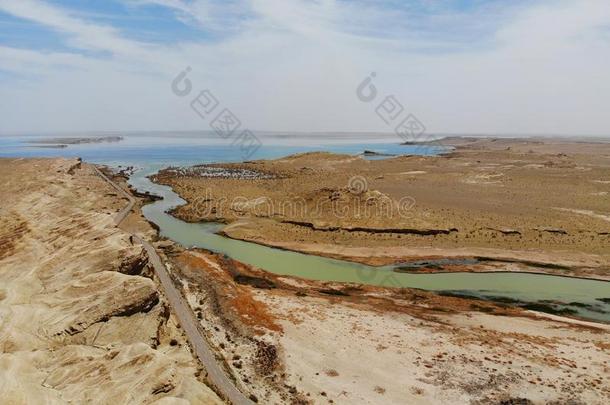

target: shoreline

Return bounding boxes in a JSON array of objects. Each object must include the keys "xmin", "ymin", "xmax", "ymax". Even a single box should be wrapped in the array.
[
  {"xmin": 153, "ymin": 222, "xmax": 610, "ymax": 404},
  {"xmin": 149, "ymin": 136, "xmax": 610, "ymax": 282},
  {"xmin": 136, "ymin": 166, "xmax": 610, "ymax": 325},
  {"xmin": 146, "ymin": 175, "xmax": 610, "ymax": 282},
  {"xmin": 215, "ymin": 226, "xmax": 609, "ymax": 281}
]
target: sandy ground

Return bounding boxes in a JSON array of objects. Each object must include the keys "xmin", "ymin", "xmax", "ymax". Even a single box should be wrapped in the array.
[
  {"xmin": 163, "ymin": 246, "xmax": 610, "ymax": 405},
  {"xmin": 266, "ymin": 294, "xmax": 609, "ymax": 405},
  {"xmin": 152, "ymin": 137, "xmax": 610, "ymax": 279},
  {"xmin": 0, "ymin": 158, "xmax": 222, "ymax": 404}
]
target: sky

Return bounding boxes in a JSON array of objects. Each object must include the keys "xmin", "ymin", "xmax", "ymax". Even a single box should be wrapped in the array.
[{"xmin": 0, "ymin": 0, "xmax": 609, "ymax": 136}]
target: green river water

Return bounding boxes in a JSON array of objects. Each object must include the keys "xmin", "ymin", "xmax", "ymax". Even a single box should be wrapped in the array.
[{"xmin": 129, "ymin": 169, "xmax": 610, "ymax": 323}]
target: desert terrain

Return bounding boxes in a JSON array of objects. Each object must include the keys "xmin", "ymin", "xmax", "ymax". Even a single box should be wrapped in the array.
[
  {"xmin": 2, "ymin": 148, "xmax": 609, "ymax": 405},
  {"xmin": 153, "ymin": 137, "xmax": 610, "ymax": 280},
  {"xmin": 160, "ymin": 243, "xmax": 610, "ymax": 404},
  {"xmin": 0, "ymin": 158, "xmax": 222, "ymax": 404}
]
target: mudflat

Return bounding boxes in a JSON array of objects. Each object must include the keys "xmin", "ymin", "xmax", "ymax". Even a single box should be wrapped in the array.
[
  {"xmin": 164, "ymin": 244, "xmax": 610, "ymax": 404},
  {"xmin": 0, "ymin": 158, "xmax": 221, "ymax": 404},
  {"xmin": 153, "ymin": 137, "xmax": 610, "ymax": 279}
]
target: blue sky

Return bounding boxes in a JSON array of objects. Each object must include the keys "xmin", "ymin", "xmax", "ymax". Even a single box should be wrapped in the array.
[
  {"xmin": 1, "ymin": 0, "xmax": 609, "ymax": 135},
  {"xmin": 0, "ymin": 1, "xmax": 511, "ymax": 49},
  {"xmin": 42, "ymin": 0, "xmax": 212, "ymax": 42}
]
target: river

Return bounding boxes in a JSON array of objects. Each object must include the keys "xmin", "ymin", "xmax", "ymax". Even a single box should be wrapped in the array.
[
  {"xmin": 129, "ymin": 166, "xmax": 610, "ymax": 323},
  {"xmin": 2, "ymin": 133, "xmax": 609, "ymax": 322}
]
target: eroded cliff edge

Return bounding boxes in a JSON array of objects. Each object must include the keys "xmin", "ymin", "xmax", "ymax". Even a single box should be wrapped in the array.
[{"xmin": 0, "ymin": 158, "xmax": 222, "ymax": 404}]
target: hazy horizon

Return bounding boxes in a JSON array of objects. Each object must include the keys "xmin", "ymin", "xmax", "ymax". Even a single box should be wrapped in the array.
[{"xmin": 2, "ymin": 130, "xmax": 610, "ymax": 140}]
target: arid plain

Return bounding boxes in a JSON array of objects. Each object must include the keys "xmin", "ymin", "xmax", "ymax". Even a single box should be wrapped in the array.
[
  {"xmin": 154, "ymin": 137, "xmax": 610, "ymax": 280},
  {"xmin": 1, "ymin": 137, "xmax": 609, "ymax": 404}
]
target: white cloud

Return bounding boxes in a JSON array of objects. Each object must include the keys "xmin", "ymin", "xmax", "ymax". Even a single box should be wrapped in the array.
[
  {"xmin": 0, "ymin": 0, "xmax": 145, "ymax": 54},
  {"xmin": 0, "ymin": 0, "xmax": 609, "ymax": 136}
]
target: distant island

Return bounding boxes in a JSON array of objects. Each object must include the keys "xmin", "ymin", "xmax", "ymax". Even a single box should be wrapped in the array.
[
  {"xmin": 361, "ymin": 150, "xmax": 395, "ymax": 156},
  {"xmin": 27, "ymin": 136, "xmax": 123, "ymax": 145},
  {"xmin": 27, "ymin": 144, "xmax": 68, "ymax": 149}
]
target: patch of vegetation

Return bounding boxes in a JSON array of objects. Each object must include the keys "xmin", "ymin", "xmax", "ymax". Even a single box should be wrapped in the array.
[
  {"xmin": 319, "ymin": 288, "xmax": 349, "ymax": 296},
  {"xmin": 254, "ymin": 340, "xmax": 278, "ymax": 376},
  {"xmin": 567, "ymin": 301, "xmax": 592, "ymax": 308},
  {"xmin": 521, "ymin": 303, "xmax": 577, "ymax": 316},
  {"xmin": 233, "ymin": 274, "xmax": 276, "ymax": 289},
  {"xmin": 484, "ymin": 295, "xmax": 523, "ymax": 304},
  {"xmin": 497, "ymin": 398, "xmax": 533, "ymax": 405},
  {"xmin": 438, "ymin": 292, "xmax": 593, "ymax": 317},
  {"xmin": 470, "ymin": 304, "xmax": 495, "ymax": 313},
  {"xmin": 436, "ymin": 291, "xmax": 483, "ymax": 300}
]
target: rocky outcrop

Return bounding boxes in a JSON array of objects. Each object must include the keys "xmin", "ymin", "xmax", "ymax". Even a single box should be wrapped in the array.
[
  {"xmin": 118, "ymin": 246, "xmax": 149, "ymax": 275},
  {"xmin": 0, "ymin": 158, "xmax": 222, "ymax": 404}
]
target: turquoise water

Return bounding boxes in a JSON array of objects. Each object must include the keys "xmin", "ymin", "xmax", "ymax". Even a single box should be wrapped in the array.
[
  {"xmin": 0, "ymin": 132, "xmax": 444, "ymax": 166},
  {"xmin": 2, "ymin": 133, "xmax": 609, "ymax": 322}
]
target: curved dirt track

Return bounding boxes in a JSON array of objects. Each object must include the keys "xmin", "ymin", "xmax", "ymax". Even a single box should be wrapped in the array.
[{"xmin": 93, "ymin": 166, "xmax": 252, "ymax": 405}]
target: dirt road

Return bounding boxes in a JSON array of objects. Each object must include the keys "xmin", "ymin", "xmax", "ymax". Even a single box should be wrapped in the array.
[{"xmin": 94, "ymin": 166, "xmax": 252, "ymax": 405}]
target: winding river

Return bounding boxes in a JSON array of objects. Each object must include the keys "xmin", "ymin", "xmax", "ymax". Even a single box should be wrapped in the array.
[
  {"xmin": 3, "ymin": 134, "xmax": 607, "ymax": 322},
  {"xmin": 129, "ymin": 168, "xmax": 610, "ymax": 323}
]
